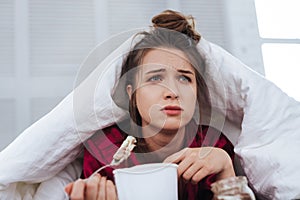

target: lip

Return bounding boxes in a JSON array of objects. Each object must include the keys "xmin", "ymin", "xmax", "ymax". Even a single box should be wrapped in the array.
[{"xmin": 161, "ymin": 105, "xmax": 183, "ymax": 116}]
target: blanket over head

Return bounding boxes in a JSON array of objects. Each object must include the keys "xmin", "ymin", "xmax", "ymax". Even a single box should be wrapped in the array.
[{"xmin": 1, "ymin": 30, "xmax": 300, "ymax": 200}]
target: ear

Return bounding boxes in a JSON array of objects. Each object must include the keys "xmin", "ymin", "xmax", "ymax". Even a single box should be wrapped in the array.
[{"xmin": 126, "ymin": 85, "xmax": 132, "ymax": 100}]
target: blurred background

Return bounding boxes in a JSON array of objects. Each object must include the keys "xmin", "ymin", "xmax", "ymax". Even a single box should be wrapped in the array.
[{"xmin": 0, "ymin": 0, "xmax": 299, "ymax": 150}]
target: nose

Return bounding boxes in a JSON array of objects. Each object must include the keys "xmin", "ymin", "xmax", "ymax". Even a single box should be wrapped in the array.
[
  {"xmin": 163, "ymin": 83, "xmax": 179, "ymax": 100},
  {"xmin": 165, "ymin": 92, "xmax": 179, "ymax": 100}
]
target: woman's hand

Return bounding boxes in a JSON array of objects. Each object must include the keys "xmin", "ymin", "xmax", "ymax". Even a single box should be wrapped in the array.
[
  {"xmin": 64, "ymin": 174, "xmax": 118, "ymax": 200},
  {"xmin": 164, "ymin": 147, "xmax": 235, "ymax": 184}
]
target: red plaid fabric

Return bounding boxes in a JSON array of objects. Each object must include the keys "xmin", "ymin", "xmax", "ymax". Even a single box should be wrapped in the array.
[{"xmin": 82, "ymin": 119, "xmax": 234, "ymax": 200}]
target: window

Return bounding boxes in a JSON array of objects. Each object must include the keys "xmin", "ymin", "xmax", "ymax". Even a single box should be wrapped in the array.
[{"xmin": 255, "ymin": 0, "xmax": 300, "ymax": 101}]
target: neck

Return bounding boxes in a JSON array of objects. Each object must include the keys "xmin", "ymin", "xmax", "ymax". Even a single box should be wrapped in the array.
[{"xmin": 142, "ymin": 125, "xmax": 186, "ymax": 160}]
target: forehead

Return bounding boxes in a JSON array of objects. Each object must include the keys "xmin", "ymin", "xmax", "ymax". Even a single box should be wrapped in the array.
[{"xmin": 141, "ymin": 48, "xmax": 194, "ymax": 71}]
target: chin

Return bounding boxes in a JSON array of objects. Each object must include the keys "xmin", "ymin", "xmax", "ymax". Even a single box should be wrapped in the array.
[
  {"xmin": 146, "ymin": 117, "xmax": 190, "ymax": 131},
  {"xmin": 161, "ymin": 122, "xmax": 188, "ymax": 131},
  {"xmin": 162, "ymin": 126, "xmax": 181, "ymax": 131}
]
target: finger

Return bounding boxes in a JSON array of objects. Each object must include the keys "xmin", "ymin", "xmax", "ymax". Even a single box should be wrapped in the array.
[
  {"xmin": 191, "ymin": 167, "xmax": 210, "ymax": 184},
  {"xmin": 106, "ymin": 180, "xmax": 117, "ymax": 200},
  {"xmin": 70, "ymin": 179, "xmax": 85, "ymax": 200},
  {"xmin": 182, "ymin": 161, "xmax": 203, "ymax": 183},
  {"xmin": 97, "ymin": 176, "xmax": 107, "ymax": 200},
  {"xmin": 86, "ymin": 174, "xmax": 100, "ymax": 200},
  {"xmin": 176, "ymin": 154, "xmax": 194, "ymax": 177},
  {"xmin": 64, "ymin": 182, "xmax": 73, "ymax": 195},
  {"xmin": 163, "ymin": 148, "xmax": 187, "ymax": 164}
]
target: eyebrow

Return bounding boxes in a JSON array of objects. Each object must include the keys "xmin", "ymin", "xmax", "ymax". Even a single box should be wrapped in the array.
[
  {"xmin": 145, "ymin": 68, "xmax": 166, "ymax": 74},
  {"xmin": 177, "ymin": 69, "xmax": 195, "ymax": 75},
  {"xmin": 145, "ymin": 68, "xmax": 194, "ymax": 75}
]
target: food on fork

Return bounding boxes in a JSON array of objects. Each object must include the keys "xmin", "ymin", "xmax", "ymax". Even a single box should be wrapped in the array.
[
  {"xmin": 89, "ymin": 136, "xmax": 137, "ymax": 178},
  {"xmin": 111, "ymin": 136, "xmax": 137, "ymax": 166}
]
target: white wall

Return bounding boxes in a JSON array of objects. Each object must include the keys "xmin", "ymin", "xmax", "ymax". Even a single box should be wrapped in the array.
[{"xmin": 0, "ymin": 0, "xmax": 263, "ymax": 150}]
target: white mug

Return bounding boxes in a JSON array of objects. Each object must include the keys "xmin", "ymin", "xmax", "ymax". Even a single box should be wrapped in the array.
[{"xmin": 113, "ymin": 163, "xmax": 178, "ymax": 200}]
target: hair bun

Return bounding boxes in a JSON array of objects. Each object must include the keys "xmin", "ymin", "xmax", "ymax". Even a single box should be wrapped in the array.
[{"xmin": 152, "ymin": 10, "xmax": 201, "ymax": 43}]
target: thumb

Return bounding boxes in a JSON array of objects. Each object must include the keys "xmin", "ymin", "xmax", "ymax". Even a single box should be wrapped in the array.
[
  {"xmin": 163, "ymin": 148, "xmax": 187, "ymax": 164},
  {"xmin": 64, "ymin": 182, "xmax": 73, "ymax": 195}
]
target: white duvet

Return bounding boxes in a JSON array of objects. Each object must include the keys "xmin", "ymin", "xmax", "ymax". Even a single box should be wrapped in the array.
[{"xmin": 0, "ymin": 34, "xmax": 300, "ymax": 200}]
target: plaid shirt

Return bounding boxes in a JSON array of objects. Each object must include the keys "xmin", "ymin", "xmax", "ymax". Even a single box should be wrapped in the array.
[{"xmin": 82, "ymin": 119, "xmax": 234, "ymax": 200}]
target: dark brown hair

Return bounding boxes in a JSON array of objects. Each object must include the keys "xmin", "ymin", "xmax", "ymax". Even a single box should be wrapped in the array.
[
  {"xmin": 152, "ymin": 10, "xmax": 201, "ymax": 43},
  {"xmin": 115, "ymin": 10, "xmax": 210, "ymax": 135}
]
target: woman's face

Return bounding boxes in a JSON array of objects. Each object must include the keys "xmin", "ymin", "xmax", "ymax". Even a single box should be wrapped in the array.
[{"xmin": 127, "ymin": 48, "xmax": 197, "ymax": 132}]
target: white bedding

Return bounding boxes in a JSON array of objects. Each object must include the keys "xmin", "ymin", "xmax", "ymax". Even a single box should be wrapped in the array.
[{"xmin": 1, "ymin": 34, "xmax": 300, "ymax": 199}]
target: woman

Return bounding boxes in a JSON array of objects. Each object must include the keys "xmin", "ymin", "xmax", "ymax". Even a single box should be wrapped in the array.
[{"xmin": 65, "ymin": 10, "xmax": 235, "ymax": 200}]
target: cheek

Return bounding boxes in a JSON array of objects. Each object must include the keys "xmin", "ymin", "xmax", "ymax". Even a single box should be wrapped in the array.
[
  {"xmin": 187, "ymin": 96, "xmax": 197, "ymax": 113},
  {"xmin": 136, "ymin": 86, "xmax": 163, "ymax": 120},
  {"xmin": 181, "ymin": 86, "xmax": 197, "ymax": 113},
  {"xmin": 135, "ymin": 88, "xmax": 152, "ymax": 117},
  {"xmin": 182, "ymin": 85, "xmax": 197, "ymax": 102}
]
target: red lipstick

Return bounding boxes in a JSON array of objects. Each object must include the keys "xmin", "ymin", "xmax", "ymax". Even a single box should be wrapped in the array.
[{"xmin": 162, "ymin": 105, "xmax": 182, "ymax": 116}]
